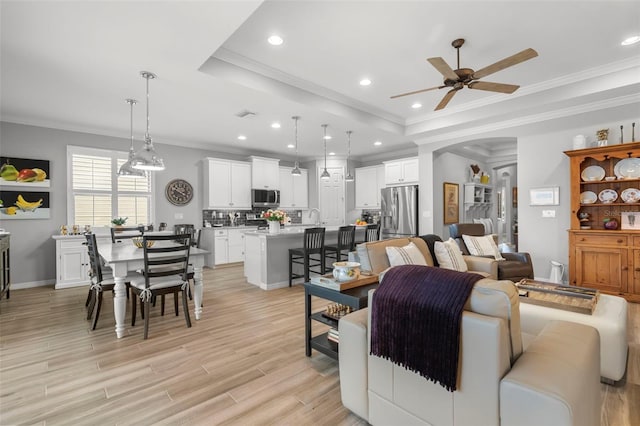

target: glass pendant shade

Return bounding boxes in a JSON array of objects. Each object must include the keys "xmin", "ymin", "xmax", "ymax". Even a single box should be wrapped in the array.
[
  {"xmin": 320, "ymin": 124, "xmax": 330, "ymax": 180},
  {"xmin": 118, "ymin": 99, "xmax": 146, "ymax": 178},
  {"xmin": 132, "ymin": 71, "xmax": 165, "ymax": 171},
  {"xmin": 291, "ymin": 116, "xmax": 301, "ymax": 176},
  {"xmin": 344, "ymin": 130, "xmax": 354, "ymax": 182}
]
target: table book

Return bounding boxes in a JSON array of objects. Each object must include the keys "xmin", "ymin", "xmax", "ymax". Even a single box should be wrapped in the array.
[{"xmin": 309, "ymin": 273, "xmax": 378, "ymax": 291}]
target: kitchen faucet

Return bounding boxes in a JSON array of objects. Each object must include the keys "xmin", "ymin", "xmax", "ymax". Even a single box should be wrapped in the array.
[{"xmin": 308, "ymin": 208, "xmax": 321, "ymax": 226}]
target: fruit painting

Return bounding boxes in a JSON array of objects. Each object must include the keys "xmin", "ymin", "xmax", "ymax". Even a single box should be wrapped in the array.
[
  {"xmin": 0, "ymin": 156, "xmax": 50, "ymax": 188},
  {"xmin": 0, "ymin": 191, "xmax": 50, "ymax": 219}
]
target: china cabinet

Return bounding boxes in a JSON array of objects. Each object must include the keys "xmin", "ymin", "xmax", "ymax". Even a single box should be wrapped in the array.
[
  {"xmin": 203, "ymin": 158, "xmax": 251, "ymax": 209},
  {"xmin": 279, "ymin": 167, "xmax": 308, "ymax": 209},
  {"xmin": 250, "ymin": 156, "xmax": 280, "ymax": 190},
  {"xmin": 383, "ymin": 157, "xmax": 419, "ymax": 185},
  {"xmin": 565, "ymin": 141, "xmax": 640, "ymax": 302},
  {"xmin": 355, "ymin": 165, "xmax": 385, "ymax": 209}
]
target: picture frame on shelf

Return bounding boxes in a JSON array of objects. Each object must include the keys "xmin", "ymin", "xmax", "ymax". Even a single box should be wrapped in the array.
[
  {"xmin": 529, "ymin": 186, "xmax": 559, "ymax": 206},
  {"xmin": 443, "ymin": 182, "xmax": 459, "ymax": 225},
  {"xmin": 621, "ymin": 212, "xmax": 639, "ymax": 230}
]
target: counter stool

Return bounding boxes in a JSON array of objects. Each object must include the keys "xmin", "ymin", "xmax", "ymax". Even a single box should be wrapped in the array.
[
  {"xmin": 288, "ymin": 227, "xmax": 326, "ymax": 287},
  {"xmin": 325, "ymin": 225, "xmax": 356, "ymax": 271},
  {"xmin": 355, "ymin": 223, "xmax": 381, "ymax": 245}
]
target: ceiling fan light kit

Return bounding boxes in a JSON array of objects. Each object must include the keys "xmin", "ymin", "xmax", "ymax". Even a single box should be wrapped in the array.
[{"xmin": 391, "ymin": 38, "xmax": 538, "ymax": 110}]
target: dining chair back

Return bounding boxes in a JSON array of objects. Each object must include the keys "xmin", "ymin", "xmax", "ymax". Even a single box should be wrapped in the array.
[
  {"xmin": 129, "ymin": 234, "xmax": 192, "ymax": 339},
  {"xmin": 364, "ymin": 223, "xmax": 381, "ymax": 242},
  {"xmin": 110, "ymin": 225, "xmax": 144, "ymax": 243},
  {"xmin": 288, "ymin": 227, "xmax": 326, "ymax": 287},
  {"xmin": 325, "ymin": 225, "xmax": 356, "ymax": 270},
  {"xmin": 84, "ymin": 233, "xmax": 118, "ymax": 330}
]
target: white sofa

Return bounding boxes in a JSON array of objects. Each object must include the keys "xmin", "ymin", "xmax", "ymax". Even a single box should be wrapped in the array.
[{"xmin": 339, "ymin": 238, "xmax": 602, "ymax": 426}]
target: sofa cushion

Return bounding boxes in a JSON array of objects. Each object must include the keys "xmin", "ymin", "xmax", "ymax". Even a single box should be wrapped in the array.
[
  {"xmin": 357, "ymin": 237, "xmax": 434, "ymax": 274},
  {"xmin": 434, "ymin": 238, "xmax": 468, "ymax": 272},
  {"xmin": 462, "ymin": 234, "xmax": 504, "ymax": 260},
  {"xmin": 385, "ymin": 242, "xmax": 428, "ymax": 267}
]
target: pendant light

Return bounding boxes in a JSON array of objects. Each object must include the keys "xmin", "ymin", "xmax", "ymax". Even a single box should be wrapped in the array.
[
  {"xmin": 320, "ymin": 124, "xmax": 331, "ymax": 180},
  {"xmin": 291, "ymin": 116, "xmax": 301, "ymax": 176},
  {"xmin": 131, "ymin": 71, "xmax": 165, "ymax": 171},
  {"xmin": 117, "ymin": 99, "xmax": 146, "ymax": 178},
  {"xmin": 345, "ymin": 130, "xmax": 354, "ymax": 182}
]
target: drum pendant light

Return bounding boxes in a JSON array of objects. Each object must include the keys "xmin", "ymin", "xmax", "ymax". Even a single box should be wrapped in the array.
[
  {"xmin": 117, "ymin": 99, "xmax": 146, "ymax": 178},
  {"xmin": 131, "ymin": 71, "xmax": 165, "ymax": 171}
]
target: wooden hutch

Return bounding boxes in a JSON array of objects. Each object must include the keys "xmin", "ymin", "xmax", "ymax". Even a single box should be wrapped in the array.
[{"xmin": 565, "ymin": 141, "xmax": 640, "ymax": 302}]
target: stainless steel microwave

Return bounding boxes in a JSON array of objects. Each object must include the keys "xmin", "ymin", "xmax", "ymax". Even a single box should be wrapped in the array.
[{"xmin": 251, "ymin": 189, "xmax": 280, "ymax": 208}]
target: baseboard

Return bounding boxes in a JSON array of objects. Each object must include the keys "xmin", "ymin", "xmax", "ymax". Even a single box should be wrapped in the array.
[{"xmin": 12, "ymin": 279, "xmax": 55, "ymax": 290}]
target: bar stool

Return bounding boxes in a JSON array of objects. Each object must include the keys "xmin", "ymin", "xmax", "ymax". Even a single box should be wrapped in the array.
[
  {"xmin": 288, "ymin": 227, "xmax": 326, "ymax": 287},
  {"xmin": 324, "ymin": 225, "xmax": 356, "ymax": 271},
  {"xmin": 355, "ymin": 223, "xmax": 381, "ymax": 245}
]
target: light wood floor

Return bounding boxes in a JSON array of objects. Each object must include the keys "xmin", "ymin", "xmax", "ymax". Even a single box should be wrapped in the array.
[{"xmin": 0, "ymin": 264, "xmax": 638, "ymax": 425}]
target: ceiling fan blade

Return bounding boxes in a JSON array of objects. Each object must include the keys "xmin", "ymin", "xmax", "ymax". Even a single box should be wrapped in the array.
[
  {"xmin": 468, "ymin": 81, "xmax": 520, "ymax": 94},
  {"xmin": 427, "ymin": 57, "xmax": 459, "ymax": 81},
  {"xmin": 390, "ymin": 85, "xmax": 443, "ymax": 99},
  {"xmin": 434, "ymin": 88, "xmax": 458, "ymax": 111},
  {"xmin": 471, "ymin": 48, "xmax": 538, "ymax": 80}
]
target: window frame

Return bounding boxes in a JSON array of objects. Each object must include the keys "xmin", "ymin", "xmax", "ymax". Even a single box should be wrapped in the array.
[{"xmin": 66, "ymin": 145, "xmax": 156, "ymax": 226}]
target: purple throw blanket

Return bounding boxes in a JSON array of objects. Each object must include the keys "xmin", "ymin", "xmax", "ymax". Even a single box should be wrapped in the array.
[{"xmin": 370, "ymin": 265, "xmax": 482, "ymax": 391}]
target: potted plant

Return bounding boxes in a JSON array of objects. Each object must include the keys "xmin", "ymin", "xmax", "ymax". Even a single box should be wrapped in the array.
[{"xmin": 111, "ymin": 217, "xmax": 128, "ymax": 229}]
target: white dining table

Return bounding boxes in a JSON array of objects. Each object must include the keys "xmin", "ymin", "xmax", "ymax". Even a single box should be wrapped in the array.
[{"xmin": 97, "ymin": 241, "xmax": 209, "ymax": 338}]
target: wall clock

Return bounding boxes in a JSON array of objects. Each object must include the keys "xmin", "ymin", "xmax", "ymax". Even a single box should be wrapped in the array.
[{"xmin": 165, "ymin": 179, "xmax": 193, "ymax": 206}]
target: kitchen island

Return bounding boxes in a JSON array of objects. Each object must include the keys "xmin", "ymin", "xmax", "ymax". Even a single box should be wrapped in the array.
[{"xmin": 244, "ymin": 225, "xmax": 366, "ymax": 290}]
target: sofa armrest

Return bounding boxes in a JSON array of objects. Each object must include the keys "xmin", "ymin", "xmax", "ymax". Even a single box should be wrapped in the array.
[
  {"xmin": 338, "ymin": 308, "xmax": 369, "ymax": 421},
  {"xmin": 463, "ymin": 255, "xmax": 498, "ymax": 279},
  {"xmin": 500, "ymin": 320, "xmax": 600, "ymax": 426},
  {"xmin": 502, "ymin": 252, "xmax": 532, "ymax": 264}
]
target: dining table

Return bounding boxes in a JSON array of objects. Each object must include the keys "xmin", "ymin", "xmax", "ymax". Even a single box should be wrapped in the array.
[{"xmin": 97, "ymin": 239, "xmax": 209, "ymax": 338}]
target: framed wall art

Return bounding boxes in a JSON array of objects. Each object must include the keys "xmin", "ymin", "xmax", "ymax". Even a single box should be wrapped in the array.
[
  {"xmin": 0, "ymin": 156, "xmax": 50, "ymax": 188},
  {"xmin": 529, "ymin": 186, "xmax": 559, "ymax": 206},
  {"xmin": 0, "ymin": 190, "xmax": 50, "ymax": 220},
  {"xmin": 443, "ymin": 182, "xmax": 459, "ymax": 225}
]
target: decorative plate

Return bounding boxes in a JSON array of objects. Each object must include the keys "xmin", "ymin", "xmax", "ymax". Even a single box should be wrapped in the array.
[
  {"xmin": 614, "ymin": 158, "xmax": 640, "ymax": 179},
  {"xmin": 598, "ymin": 189, "xmax": 618, "ymax": 203},
  {"xmin": 581, "ymin": 165, "xmax": 605, "ymax": 181},
  {"xmin": 621, "ymin": 188, "xmax": 640, "ymax": 203},
  {"xmin": 580, "ymin": 191, "xmax": 597, "ymax": 204}
]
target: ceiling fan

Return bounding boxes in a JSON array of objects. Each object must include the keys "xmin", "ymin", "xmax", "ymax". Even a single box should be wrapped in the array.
[{"xmin": 391, "ymin": 38, "xmax": 538, "ymax": 110}]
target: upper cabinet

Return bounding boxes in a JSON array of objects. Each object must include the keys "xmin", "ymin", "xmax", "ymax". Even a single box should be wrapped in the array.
[
  {"xmin": 384, "ymin": 157, "xmax": 419, "ymax": 185},
  {"xmin": 355, "ymin": 165, "xmax": 385, "ymax": 209},
  {"xmin": 203, "ymin": 158, "xmax": 251, "ymax": 209},
  {"xmin": 250, "ymin": 156, "xmax": 280, "ymax": 190},
  {"xmin": 279, "ymin": 167, "xmax": 309, "ymax": 209}
]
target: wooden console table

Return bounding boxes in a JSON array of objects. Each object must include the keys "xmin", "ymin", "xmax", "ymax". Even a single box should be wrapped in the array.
[{"xmin": 304, "ymin": 280, "xmax": 378, "ymax": 359}]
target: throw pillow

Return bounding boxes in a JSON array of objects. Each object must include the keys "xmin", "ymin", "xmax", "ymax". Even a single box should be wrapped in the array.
[
  {"xmin": 462, "ymin": 234, "xmax": 504, "ymax": 260},
  {"xmin": 385, "ymin": 242, "xmax": 428, "ymax": 267},
  {"xmin": 434, "ymin": 238, "xmax": 468, "ymax": 272}
]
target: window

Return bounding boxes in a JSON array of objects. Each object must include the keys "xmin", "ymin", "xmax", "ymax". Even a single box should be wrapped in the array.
[{"xmin": 67, "ymin": 146, "xmax": 153, "ymax": 226}]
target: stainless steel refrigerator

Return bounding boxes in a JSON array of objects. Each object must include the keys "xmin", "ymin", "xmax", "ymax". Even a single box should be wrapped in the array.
[{"xmin": 380, "ymin": 185, "xmax": 419, "ymax": 239}]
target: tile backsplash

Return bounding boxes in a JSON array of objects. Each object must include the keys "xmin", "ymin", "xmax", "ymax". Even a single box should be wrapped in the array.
[{"xmin": 203, "ymin": 208, "xmax": 303, "ymax": 227}]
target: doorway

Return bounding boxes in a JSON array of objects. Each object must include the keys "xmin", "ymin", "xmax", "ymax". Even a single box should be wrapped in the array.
[{"xmin": 319, "ymin": 167, "xmax": 345, "ymax": 226}]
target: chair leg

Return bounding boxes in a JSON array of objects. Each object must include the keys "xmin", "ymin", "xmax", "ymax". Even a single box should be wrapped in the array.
[
  {"xmin": 288, "ymin": 252, "xmax": 293, "ymax": 287},
  {"xmin": 86, "ymin": 289, "xmax": 97, "ymax": 320},
  {"xmin": 85, "ymin": 287, "xmax": 92, "ymax": 307},
  {"xmin": 182, "ymin": 288, "xmax": 191, "ymax": 328},
  {"xmin": 174, "ymin": 292, "xmax": 179, "ymax": 316},
  {"xmin": 140, "ymin": 298, "xmax": 145, "ymax": 320},
  {"xmin": 304, "ymin": 254, "xmax": 310, "ymax": 283},
  {"xmin": 91, "ymin": 291, "xmax": 103, "ymax": 330},
  {"xmin": 160, "ymin": 295, "xmax": 165, "ymax": 316},
  {"xmin": 131, "ymin": 293, "xmax": 137, "ymax": 326},
  {"xmin": 143, "ymin": 301, "xmax": 150, "ymax": 339},
  {"xmin": 321, "ymin": 249, "xmax": 326, "ymax": 275}
]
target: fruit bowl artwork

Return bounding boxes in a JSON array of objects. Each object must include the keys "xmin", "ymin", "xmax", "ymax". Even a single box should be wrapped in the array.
[
  {"xmin": 132, "ymin": 237, "xmax": 154, "ymax": 248},
  {"xmin": 14, "ymin": 194, "xmax": 43, "ymax": 212},
  {"xmin": 332, "ymin": 261, "xmax": 361, "ymax": 282}
]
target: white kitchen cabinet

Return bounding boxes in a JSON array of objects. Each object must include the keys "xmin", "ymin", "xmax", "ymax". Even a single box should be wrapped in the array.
[
  {"xmin": 203, "ymin": 158, "xmax": 251, "ymax": 209},
  {"xmin": 250, "ymin": 156, "xmax": 280, "ymax": 190},
  {"xmin": 384, "ymin": 157, "xmax": 419, "ymax": 185},
  {"xmin": 214, "ymin": 229, "xmax": 228, "ymax": 265},
  {"xmin": 53, "ymin": 235, "xmax": 102, "ymax": 289},
  {"xmin": 355, "ymin": 165, "xmax": 384, "ymax": 209},
  {"xmin": 279, "ymin": 167, "xmax": 309, "ymax": 209},
  {"xmin": 228, "ymin": 229, "xmax": 246, "ymax": 263}
]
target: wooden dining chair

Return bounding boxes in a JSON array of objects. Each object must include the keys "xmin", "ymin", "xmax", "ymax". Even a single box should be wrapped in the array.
[
  {"xmin": 129, "ymin": 234, "xmax": 192, "ymax": 339},
  {"xmin": 288, "ymin": 227, "xmax": 326, "ymax": 287},
  {"xmin": 324, "ymin": 225, "xmax": 356, "ymax": 271},
  {"xmin": 110, "ymin": 225, "xmax": 144, "ymax": 243}
]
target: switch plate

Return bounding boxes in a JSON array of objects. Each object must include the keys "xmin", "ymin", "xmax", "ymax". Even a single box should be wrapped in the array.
[{"xmin": 542, "ymin": 210, "xmax": 556, "ymax": 218}]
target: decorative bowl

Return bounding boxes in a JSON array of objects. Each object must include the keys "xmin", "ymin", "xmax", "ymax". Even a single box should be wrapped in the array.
[
  {"xmin": 332, "ymin": 261, "xmax": 360, "ymax": 282},
  {"xmin": 132, "ymin": 237, "xmax": 154, "ymax": 248}
]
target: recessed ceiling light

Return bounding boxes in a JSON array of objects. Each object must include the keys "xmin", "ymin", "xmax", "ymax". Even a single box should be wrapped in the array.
[
  {"xmin": 271, "ymin": 122, "xmax": 281, "ymax": 129},
  {"xmin": 621, "ymin": 35, "xmax": 640, "ymax": 46},
  {"xmin": 323, "ymin": 135, "xmax": 332, "ymax": 140},
  {"xmin": 359, "ymin": 78, "xmax": 372, "ymax": 86},
  {"xmin": 329, "ymin": 152, "xmax": 335, "ymax": 156},
  {"xmin": 268, "ymin": 35, "xmax": 283, "ymax": 46},
  {"xmin": 287, "ymin": 144, "xmax": 295, "ymax": 149},
  {"xmin": 237, "ymin": 135, "xmax": 246, "ymax": 141},
  {"xmin": 374, "ymin": 141, "xmax": 382, "ymax": 146},
  {"xmin": 411, "ymin": 103, "xmax": 422, "ymax": 109}
]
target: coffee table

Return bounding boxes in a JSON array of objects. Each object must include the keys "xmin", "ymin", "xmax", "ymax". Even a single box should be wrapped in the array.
[{"xmin": 519, "ymin": 292, "xmax": 628, "ymax": 383}]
